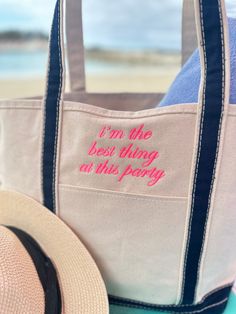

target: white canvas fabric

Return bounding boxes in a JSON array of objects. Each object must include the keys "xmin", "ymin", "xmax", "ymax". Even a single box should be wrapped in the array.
[{"xmin": 0, "ymin": 0, "xmax": 235, "ymax": 313}]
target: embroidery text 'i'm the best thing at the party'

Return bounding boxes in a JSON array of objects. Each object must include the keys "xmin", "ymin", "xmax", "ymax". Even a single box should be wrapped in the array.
[{"xmin": 79, "ymin": 124, "xmax": 165, "ymax": 186}]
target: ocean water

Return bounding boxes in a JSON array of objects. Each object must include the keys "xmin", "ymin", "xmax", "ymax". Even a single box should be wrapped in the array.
[
  {"xmin": 0, "ymin": 50, "xmax": 48, "ymax": 79},
  {"xmin": 0, "ymin": 50, "xmax": 157, "ymax": 79},
  {"xmin": 0, "ymin": 0, "xmax": 235, "ymax": 78}
]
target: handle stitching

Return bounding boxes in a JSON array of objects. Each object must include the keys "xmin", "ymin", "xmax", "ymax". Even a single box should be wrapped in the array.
[
  {"xmin": 41, "ymin": 1, "xmax": 55, "ymax": 206},
  {"xmin": 110, "ymin": 297, "xmax": 228, "ymax": 313},
  {"xmin": 195, "ymin": 0, "xmax": 226, "ymax": 301},
  {"xmin": 52, "ymin": 0, "xmax": 63, "ymax": 212},
  {"xmin": 179, "ymin": 0, "xmax": 208, "ymax": 303}
]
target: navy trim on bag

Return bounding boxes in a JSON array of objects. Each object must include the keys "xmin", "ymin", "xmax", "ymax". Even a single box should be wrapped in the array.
[
  {"xmin": 42, "ymin": 0, "xmax": 63, "ymax": 212},
  {"xmin": 180, "ymin": 0, "xmax": 226, "ymax": 304},
  {"xmin": 109, "ymin": 284, "xmax": 232, "ymax": 313}
]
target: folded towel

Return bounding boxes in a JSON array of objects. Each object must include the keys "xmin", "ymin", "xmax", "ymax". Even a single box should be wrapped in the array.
[{"xmin": 159, "ymin": 18, "xmax": 236, "ymax": 107}]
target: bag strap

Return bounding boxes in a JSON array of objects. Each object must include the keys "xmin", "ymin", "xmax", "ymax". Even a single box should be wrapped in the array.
[
  {"xmin": 182, "ymin": 0, "xmax": 197, "ymax": 65},
  {"xmin": 179, "ymin": 0, "xmax": 230, "ymax": 304},
  {"xmin": 66, "ymin": 0, "xmax": 86, "ymax": 92},
  {"xmin": 41, "ymin": 0, "xmax": 65, "ymax": 211}
]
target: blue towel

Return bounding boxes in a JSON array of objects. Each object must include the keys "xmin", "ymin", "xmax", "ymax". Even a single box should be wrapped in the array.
[{"xmin": 159, "ymin": 18, "xmax": 236, "ymax": 107}]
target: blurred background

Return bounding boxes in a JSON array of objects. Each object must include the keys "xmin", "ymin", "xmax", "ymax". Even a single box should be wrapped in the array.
[{"xmin": 0, "ymin": 0, "xmax": 235, "ymax": 98}]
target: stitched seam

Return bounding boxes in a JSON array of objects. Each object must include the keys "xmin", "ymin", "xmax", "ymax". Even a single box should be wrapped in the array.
[
  {"xmin": 198, "ymin": 283, "xmax": 231, "ymax": 302},
  {"xmin": 0, "ymin": 104, "xmax": 235, "ymax": 115},
  {"xmin": 186, "ymin": 298, "xmax": 228, "ymax": 314},
  {"xmin": 59, "ymin": 184, "xmax": 187, "ymax": 200},
  {"xmin": 195, "ymin": 0, "xmax": 226, "ymax": 300},
  {"xmin": 179, "ymin": 0, "xmax": 207, "ymax": 303},
  {"xmin": 110, "ymin": 297, "xmax": 228, "ymax": 313},
  {"xmin": 54, "ymin": 1, "xmax": 65, "ymax": 216},
  {"xmin": 109, "ymin": 283, "xmax": 232, "ymax": 308},
  {"xmin": 0, "ymin": 104, "xmax": 41, "ymax": 110},
  {"xmin": 59, "ymin": 185, "xmax": 187, "ymax": 203},
  {"xmin": 52, "ymin": 0, "xmax": 63, "ymax": 212},
  {"xmin": 62, "ymin": 106, "xmax": 198, "ymax": 119},
  {"xmin": 2, "ymin": 105, "xmax": 236, "ymax": 116},
  {"xmin": 40, "ymin": 3, "xmax": 55, "ymax": 206}
]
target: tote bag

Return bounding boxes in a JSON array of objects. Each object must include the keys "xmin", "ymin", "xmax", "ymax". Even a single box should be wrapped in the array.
[{"xmin": 0, "ymin": 0, "xmax": 236, "ymax": 313}]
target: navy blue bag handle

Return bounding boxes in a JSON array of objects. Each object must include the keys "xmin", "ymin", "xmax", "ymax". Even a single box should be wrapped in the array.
[
  {"xmin": 41, "ymin": 0, "xmax": 64, "ymax": 213},
  {"xmin": 180, "ymin": 0, "xmax": 230, "ymax": 305},
  {"xmin": 41, "ymin": 0, "xmax": 230, "ymax": 308}
]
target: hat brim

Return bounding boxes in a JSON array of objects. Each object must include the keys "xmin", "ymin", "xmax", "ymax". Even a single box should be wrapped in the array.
[{"xmin": 0, "ymin": 190, "xmax": 109, "ymax": 314}]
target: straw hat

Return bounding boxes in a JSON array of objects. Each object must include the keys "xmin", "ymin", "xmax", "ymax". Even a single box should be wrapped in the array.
[{"xmin": 0, "ymin": 190, "xmax": 109, "ymax": 314}]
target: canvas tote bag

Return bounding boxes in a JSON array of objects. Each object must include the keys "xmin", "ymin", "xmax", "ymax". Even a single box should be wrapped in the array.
[{"xmin": 0, "ymin": 0, "xmax": 236, "ymax": 313}]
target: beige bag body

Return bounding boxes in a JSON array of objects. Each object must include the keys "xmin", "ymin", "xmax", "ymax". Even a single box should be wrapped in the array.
[{"xmin": 0, "ymin": 0, "xmax": 236, "ymax": 313}]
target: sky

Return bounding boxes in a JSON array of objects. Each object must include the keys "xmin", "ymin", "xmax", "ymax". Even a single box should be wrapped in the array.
[
  {"xmin": 0, "ymin": 0, "xmax": 235, "ymax": 52},
  {"xmin": 0, "ymin": 0, "xmax": 235, "ymax": 33},
  {"xmin": 0, "ymin": 0, "xmax": 54, "ymax": 32}
]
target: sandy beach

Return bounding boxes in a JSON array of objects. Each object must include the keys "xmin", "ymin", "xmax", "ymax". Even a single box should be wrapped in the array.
[
  {"xmin": 0, "ymin": 44, "xmax": 180, "ymax": 99},
  {"xmin": 0, "ymin": 63, "xmax": 180, "ymax": 99},
  {"xmin": 0, "ymin": 71, "xmax": 179, "ymax": 99}
]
